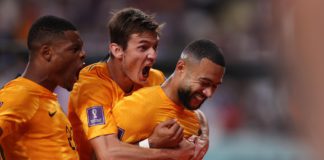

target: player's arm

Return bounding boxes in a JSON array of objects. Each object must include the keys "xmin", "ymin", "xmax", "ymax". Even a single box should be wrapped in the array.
[
  {"xmin": 113, "ymin": 98, "xmax": 184, "ymax": 149},
  {"xmin": 90, "ymin": 133, "xmax": 195, "ymax": 160},
  {"xmin": 193, "ymin": 109, "xmax": 209, "ymax": 160},
  {"xmin": 88, "ymin": 110, "xmax": 192, "ymax": 159}
]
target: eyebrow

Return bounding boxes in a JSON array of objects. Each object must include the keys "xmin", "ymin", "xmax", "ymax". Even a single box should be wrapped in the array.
[
  {"xmin": 67, "ymin": 42, "xmax": 83, "ymax": 51},
  {"xmin": 138, "ymin": 40, "xmax": 150, "ymax": 44},
  {"xmin": 71, "ymin": 43, "xmax": 82, "ymax": 48},
  {"xmin": 199, "ymin": 77, "xmax": 222, "ymax": 85},
  {"xmin": 138, "ymin": 39, "xmax": 159, "ymax": 45}
]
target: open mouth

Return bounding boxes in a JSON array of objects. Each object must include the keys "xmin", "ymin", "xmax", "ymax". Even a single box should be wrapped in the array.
[
  {"xmin": 142, "ymin": 66, "xmax": 151, "ymax": 78},
  {"xmin": 194, "ymin": 93, "xmax": 206, "ymax": 101},
  {"xmin": 189, "ymin": 93, "xmax": 206, "ymax": 109}
]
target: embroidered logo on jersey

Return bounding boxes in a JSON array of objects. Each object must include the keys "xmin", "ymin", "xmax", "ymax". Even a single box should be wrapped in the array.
[
  {"xmin": 48, "ymin": 110, "xmax": 57, "ymax": 117},
  {"xmin": 0, "ymin": 101, "xmax": 3, "ymax": 107},
  {"xmin": 87, "ymin": 106, "xmax": 105, "ymax": 127},
  {"xmin": 117, "ymin": 127, "xmax": 125, "ymax": 140}
]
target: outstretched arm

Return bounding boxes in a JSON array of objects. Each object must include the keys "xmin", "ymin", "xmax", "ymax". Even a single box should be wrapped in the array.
[{"xmin": 90, "ymin": 133, "xmax": 195, "ymax": 160}]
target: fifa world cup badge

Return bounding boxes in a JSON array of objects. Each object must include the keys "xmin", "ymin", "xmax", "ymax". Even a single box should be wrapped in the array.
[{"xmin": 87, "ymin": 106, "xmax": 105, "ymax": 126}]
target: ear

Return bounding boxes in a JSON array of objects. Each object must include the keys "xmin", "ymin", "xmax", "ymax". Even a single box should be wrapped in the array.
[
  {"xmin": 109, "ymin": 43, "xmax": 123, "ymax": 59},
  {"xmin": 39, "ymin": 44, "xmax": 52, "ymax": 62},
  {"xmin": 176, "ymin": 59, "xmax": 186, "ymax": 73}
]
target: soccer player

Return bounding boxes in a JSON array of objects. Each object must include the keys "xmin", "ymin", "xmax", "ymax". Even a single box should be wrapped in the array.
[
  {"xmin": 68, "ymin": 8, "xmax": 195, "ymax": 160},
  {"xmin": 113, "ymin": 39, "xmax": 225, "ymax": 159},
  {"xmin": 0, "ymin": 15, "xmax": 85, "ymax": 159}
]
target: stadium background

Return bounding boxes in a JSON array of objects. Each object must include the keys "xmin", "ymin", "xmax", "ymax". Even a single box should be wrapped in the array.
[{"xmin": 0, "ymin": 0, "xmax": 320, "ymax": 159}]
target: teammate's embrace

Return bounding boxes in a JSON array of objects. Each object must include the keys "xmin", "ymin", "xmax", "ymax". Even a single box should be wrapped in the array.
[
  {"xmin": 68, "ymin": 8, "xmax": 195, "ymax": 160},
  {"xmin": 113, "ymin": 39, "xmax": 226, "ymax": 159},
  {"xmin": 0, "ymin": 15, "xmax": 85, "ymax": 159}
]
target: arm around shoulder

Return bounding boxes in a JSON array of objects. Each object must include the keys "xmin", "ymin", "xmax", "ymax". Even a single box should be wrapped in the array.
[{"xmin": 90, "ymin": 134, "xmax": 195, "ymax": 160}]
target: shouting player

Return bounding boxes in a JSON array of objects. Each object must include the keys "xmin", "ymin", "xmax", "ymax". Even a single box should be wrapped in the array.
[{"xmin": 0, "ymin": 15, "xmax": 85, "ymax": 159}]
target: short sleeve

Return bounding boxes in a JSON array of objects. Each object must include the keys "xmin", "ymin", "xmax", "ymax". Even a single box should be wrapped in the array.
[
  {"xmin": 146, "ymin": 69, "xmax": 165, "ymax": 87},
  {"xmin": 69, "ymin": 79, "xmax": 118, "ymax": 140}
]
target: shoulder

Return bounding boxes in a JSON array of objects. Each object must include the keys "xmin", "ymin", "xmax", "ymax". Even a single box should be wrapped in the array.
[
  {"xmin": 74, "ymin": 62, "xmax": 117, "ymax": 94},
  {"xmin": 114, "ymin": 86, "xmax": 161, "ymax": 114},
  {"xmin": 128, "ymin": 86, "xmax": 161, "ymax": 102},
  {"xmin": 0, "ymin": 80, "xmax": 40, "ymax": 114},
  {"xmin": 1, "ymin": 79, "xmax": 40, "ymax": 105},
  {"xmin": 149, "ymin": 68, "xmax": 164, "ymax": 77},
  {"xmin": 70, "ymin": 62, "xmax": 122, "ymax": 107},
  {"xmin": 146, "ymin": 68, "xmax": 165, "ymax": 86},
  {"xmin": 79, "ymin": 62, "xmax": 110, "ymax": 81}
]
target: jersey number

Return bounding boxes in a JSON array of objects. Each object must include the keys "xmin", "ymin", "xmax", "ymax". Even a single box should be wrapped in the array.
[{"xmin": 66, "ymin": 126, "xmax": 76, "ymax": 150}]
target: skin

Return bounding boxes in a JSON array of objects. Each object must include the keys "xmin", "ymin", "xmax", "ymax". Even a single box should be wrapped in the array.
[
  {"xmin": 108, "ymin": 32, "xmax": 159, "ymax": 93},
  {"xmin": 193, "ymin": 110, "xmax": 209, "ymax": 160},
  {"xmin": 49, "ymin": 31, "xmax": 86, "ymax": 91},
  {"xmin": 90, "ymin": 121, "xmax": 194, "ymax": 160},
  {"xmin": 160, "ymin": 56, "xmax": 225, "ymax": 160},
  {"xmin": 0, "ymin": 30, "xmax": 85, "ymax": 157},
  {"xmin": 88, "ymin": 31, "xmax": 195, "ymax": 159},
  {"xmin": 178, "ymin": 58, "xmax": 225, "ymax": 110},
  {"xmin": 163, "ymin": 57, "xmax": 225, "ymax": 110},
  {"xmin": 22, "ymin": 30, "xmax": 86, "ymax": 92}
]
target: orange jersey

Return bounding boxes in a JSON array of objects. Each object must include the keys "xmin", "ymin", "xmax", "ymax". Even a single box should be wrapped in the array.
[
  {"xmin": 112, "ymin": 86, "xmax": 200, "ymax": 143},
  {"xmin": 68, "ymin": 62, "xmax": 165, "ymax": 160},
  {"xmin": 0, "ymin": 77, "xmax": 78, "ymax": 160}
]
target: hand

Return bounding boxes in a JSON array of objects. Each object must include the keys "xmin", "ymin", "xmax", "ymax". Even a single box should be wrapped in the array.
[
  {"xmin": 173, "ymin": 139, "xmax": 195, "ymax": 160},
  {"xmin": 188, "ymin": 135, "xmax": 209, "ymax": 160},
  {"xmin": 148, "ymin": 119, "xmax": 184, "ymax": 148}
]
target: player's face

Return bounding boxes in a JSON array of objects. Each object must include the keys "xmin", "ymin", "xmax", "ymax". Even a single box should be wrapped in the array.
[
  {"xmin": 50, "ymin": 30, "xmax": 85, "ymax": 91},
  {"xmin": 121, "ymin": 32, "xmax": 159, "ymax": 85},
  {"xmin": 178, "ymin": 58, "xmax": 225, "ymax": 110}
]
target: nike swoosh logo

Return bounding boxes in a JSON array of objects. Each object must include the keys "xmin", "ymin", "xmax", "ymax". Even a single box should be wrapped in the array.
[{"xmin": 48, "ymin": 111, "xmax": 57, "ymax": 117}]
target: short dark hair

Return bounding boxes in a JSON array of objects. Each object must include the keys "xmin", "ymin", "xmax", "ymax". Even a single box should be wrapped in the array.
[
  {"xmin": 27, "ymin": 15, "xmax": 77, "ymax": 51},
  {"xmin": 181, "ymin": 39, "xmax": 226, "ymax": 67},
  {"xmin": 108, "ymin": 8, "xmax": 162, "ymax": 50}
]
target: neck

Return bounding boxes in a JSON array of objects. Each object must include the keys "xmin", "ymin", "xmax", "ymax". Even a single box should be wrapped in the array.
[
  {"xmin": 107, "ymin": 58, "xmax": 134, "ymax": 93},
  {"xmin": 161, "ymin": 74, "xmax": 182, "ymax": 106},
  {"xmin": 22, "ymin": 61, "xmax": 56, "ymax": 92}
]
